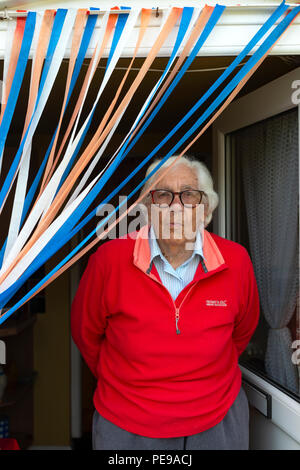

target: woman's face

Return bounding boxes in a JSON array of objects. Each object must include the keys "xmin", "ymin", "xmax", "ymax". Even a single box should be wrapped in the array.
[{"xmin": 147, "ymin": 163, "xmax": 207, "ymax": 248}]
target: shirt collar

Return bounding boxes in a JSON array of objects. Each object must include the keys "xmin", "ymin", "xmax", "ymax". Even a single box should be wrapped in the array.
[{"xmin": 148, "ymin": 224, "xmax": 205, "ymax": 267}]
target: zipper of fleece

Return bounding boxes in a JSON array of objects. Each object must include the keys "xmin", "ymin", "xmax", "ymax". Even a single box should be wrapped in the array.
[{"xmin": 146, "ymin": 258, "xmax": 207, "ymax": 335}]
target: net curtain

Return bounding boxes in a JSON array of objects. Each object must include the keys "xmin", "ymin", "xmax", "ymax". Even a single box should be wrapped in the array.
[
  {"xmin": 0, "ymin": 2, "xmax": 299, "ymax": 325},
  {"xmin": 233, "ymin": 110, "xmax": 299, "ymax": 395}
]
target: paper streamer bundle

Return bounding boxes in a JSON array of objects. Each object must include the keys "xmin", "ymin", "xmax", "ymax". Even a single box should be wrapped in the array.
[{"xmin": 0, "ymin": 2, "xmax": 299, "ymax": 325}]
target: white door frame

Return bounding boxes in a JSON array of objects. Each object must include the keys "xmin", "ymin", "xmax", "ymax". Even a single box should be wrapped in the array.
[{"xmin": 212, "ymin": 67, "xmax": 300, "ymax": 448}]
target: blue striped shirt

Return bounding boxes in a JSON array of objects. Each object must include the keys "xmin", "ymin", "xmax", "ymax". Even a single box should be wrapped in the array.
[{"xmin": 148, "ymin": 225, "xmax": 205, "ymax": 301}]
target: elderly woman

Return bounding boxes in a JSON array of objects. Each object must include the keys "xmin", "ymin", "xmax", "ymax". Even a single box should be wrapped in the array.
[{"xmin": 71, "ymin": 155, "xmax": 260, "ymax": 450}]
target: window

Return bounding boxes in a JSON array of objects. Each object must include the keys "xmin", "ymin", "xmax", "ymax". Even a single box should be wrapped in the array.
[{"xmin": 225, "ymin": 107, "xmax": 300, "ymax": 400}]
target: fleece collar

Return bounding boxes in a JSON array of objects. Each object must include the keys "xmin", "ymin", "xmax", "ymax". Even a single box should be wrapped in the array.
[
  {"xmin": 148, "ymin": 224, "xmax": 206, "ymax": 269},
  {"xmin": 133, "ymin": 224, "xmax": 226, "ymax": 277}
]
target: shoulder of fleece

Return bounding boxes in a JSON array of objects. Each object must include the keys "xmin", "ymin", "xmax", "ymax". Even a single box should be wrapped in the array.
[
  {"xmin": 208, "ymin": 231, "xmax": 251, "ymax": 265},
  {"xmin": 93, "ymin": 233, "xmax": 136, "ymax": 261}
]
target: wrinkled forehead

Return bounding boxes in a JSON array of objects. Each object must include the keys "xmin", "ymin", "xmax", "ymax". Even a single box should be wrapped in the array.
[{"xmin": 152, "ymin": 164, "xmax": 199, "ymax": 189}]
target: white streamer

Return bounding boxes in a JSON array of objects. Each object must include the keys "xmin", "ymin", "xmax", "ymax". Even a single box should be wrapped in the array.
[
  {"xmin": 0, "ymin": 18, "xmax": 17, "ymax": 176},
  {"xmin": 0, "ymin": 171, "xmax": 101, "ymax": 293},
  {"xmin": 3, "ymin": 13, "xmax": 43, "ymax": 263}
]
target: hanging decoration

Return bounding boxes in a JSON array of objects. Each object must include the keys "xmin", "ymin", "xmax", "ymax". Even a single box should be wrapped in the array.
[{"xmin": 0, "ymin": 1, "xmax": 299, "ymax": 325}]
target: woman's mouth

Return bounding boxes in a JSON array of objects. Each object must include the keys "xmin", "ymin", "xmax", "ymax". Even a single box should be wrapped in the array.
[{"xmin": 169, "ymin": 222, "xmax": 182, "ymax": 227}]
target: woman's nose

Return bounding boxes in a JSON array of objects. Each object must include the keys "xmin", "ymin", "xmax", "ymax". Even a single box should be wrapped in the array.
[{"xmin": 170, "ymin": 193, "xmax": 183, "ymax": 209}]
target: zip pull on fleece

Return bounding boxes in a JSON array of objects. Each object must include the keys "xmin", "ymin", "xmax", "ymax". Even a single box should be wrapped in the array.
[{"xmin": 175, "ymin": 308, "xmax": 180, "ymax": 334}]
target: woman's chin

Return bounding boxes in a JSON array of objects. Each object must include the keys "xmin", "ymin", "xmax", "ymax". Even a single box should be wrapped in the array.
[{"xmin": 165, "ymin": 225, "xmax": 185, "ymax": 240}]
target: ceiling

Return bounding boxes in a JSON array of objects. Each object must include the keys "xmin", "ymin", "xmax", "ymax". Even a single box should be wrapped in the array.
[{"xmin": 7, "ymin": 53, "xmax": 300, "ymax": 137}]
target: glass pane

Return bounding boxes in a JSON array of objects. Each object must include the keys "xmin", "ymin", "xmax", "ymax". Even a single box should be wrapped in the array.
[{"xmin": 225, "ymin": 108, "xmax": 300, "ymax": 400}]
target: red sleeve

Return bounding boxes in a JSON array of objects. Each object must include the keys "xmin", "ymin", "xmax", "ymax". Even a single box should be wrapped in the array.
[
  {"xmin": 232, "ymin": 250, "xmax": 260, "ymax": 358},
  {"xmin": 71, "ymin": 250, "xmax": 108, "ymax": 378}
]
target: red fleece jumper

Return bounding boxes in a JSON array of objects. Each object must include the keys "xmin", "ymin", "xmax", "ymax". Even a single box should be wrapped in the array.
[{"xmin": 71, "ymin": 224, "xmax": 260, "ymax": 438}]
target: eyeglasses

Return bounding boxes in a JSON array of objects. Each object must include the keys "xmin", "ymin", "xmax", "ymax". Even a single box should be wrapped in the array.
[{"xmin": 149, "ymin": 189, "xmax": 206, "ymax": 208}]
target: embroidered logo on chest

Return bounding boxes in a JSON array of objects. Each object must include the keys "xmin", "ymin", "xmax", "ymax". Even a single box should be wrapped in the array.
[{"xmin": 206, "ymin": 300, "xmax": 227, "ymax": 307}]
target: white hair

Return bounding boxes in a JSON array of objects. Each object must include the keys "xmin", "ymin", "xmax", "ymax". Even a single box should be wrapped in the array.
[{"xmin": 139, "ymin": 155, "xmax": 219, "ymax": 228}]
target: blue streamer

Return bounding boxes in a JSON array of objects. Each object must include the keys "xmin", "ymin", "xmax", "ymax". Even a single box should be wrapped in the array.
[
  {"xmin": 117, "ymin": 7, "xmax": 194, "ymax": 150},
  {"xmin": 0, "ymin": 12, "xmax": 36, "ymax": 148},
  {"xmin": 0, "ymin": 12, "xmax": 36, "ymax": 181},
  {"xmin": 68, "ymin": 8, "xmax": 100, "ymax": 95},
  {"xmin": 38, "ymin": 10, "xmax": 68, "ymax": 98},
  {"xmin": 107, "ymin": 7, "xmax": 129, "ymax": 69}
]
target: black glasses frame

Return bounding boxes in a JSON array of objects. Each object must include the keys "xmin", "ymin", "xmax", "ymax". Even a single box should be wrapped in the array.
[{"xmin": 149, "ymin": 189, "xmax": 206, "ymax": 207}]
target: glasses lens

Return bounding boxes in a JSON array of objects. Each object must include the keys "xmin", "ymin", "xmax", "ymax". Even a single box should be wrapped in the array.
[
  {"xmin": 153, "ymin": 190, "xmax": 173, "ymax": 207},
  {"xmin": 181, "ymin": 190, "xmax": 202, "ymax": 206}
]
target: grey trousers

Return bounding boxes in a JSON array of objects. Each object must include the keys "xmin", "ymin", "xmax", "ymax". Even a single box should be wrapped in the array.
[{"xmin": 92, "ymin": 385, "xmax": 250, "ymax": 450}]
